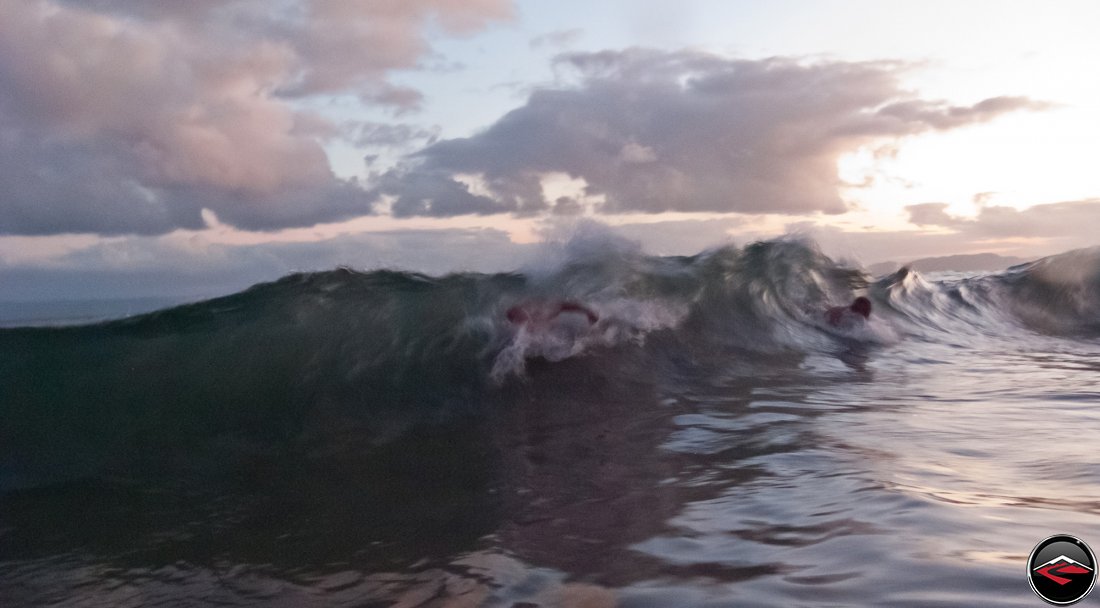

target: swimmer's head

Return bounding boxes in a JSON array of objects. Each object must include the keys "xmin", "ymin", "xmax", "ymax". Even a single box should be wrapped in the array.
[
  {"xmin": 506, "ymin": 305, "xmax": 530, "ymax": 324},
  {"xmin": 850, "ymin": 296, "xmax": 872, "ymax": 318}
]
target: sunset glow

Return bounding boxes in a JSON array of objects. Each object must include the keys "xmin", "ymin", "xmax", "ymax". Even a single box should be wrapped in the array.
[{"xmin": 2, "ymin": 0, "xmax": 1099, "ymax": 299}]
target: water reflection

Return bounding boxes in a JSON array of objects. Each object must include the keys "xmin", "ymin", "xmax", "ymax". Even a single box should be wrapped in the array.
[
  {"xmin": 0, "ymin": 344, "xmax": 829, "ymax": 605},
  {"xmin": 489, "ymin": 346, "xmax": 891, "ymax": 597},
  {"xmin": 3, "ymin": 336, "xmax": 1100, "ymax": 606}
]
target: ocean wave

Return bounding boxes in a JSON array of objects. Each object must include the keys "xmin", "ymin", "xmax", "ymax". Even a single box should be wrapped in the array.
[{"xmin": 3, "ymin": 234, "xmax": 1098, "ymax": 491}]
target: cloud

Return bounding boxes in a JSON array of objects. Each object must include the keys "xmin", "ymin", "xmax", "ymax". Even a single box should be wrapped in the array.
[
  {"xmin": 4, "ymin": 206, "xmax": 1096, "ymax": 303},
  {"xmin": 0, "ymin": 0, "xmax": 511, "ymax": 235},
  {"xmin": 0, "ymin": 9, "xmax": 1053, "ymax": 240},
  {"xmin": 344, "ymin": 122, "xmax": 441, "ymax": 149},
  {"xmin": 905, "ymin": 203, "xmax": 956, "ymax": 227},
  {"xmin": 873, "ymin": 96, "xmax": 1052, "ymax": 130},
  {"xmin": 274, "ymin": 0, "xmax": 514, "ymax": 99},
  {"xmin": 588, "ymin": 218, "xmax": 742, "ymax": 255},
  {"xmin": 374, "ymin": 49, "xmax": 1047, "ymax": 218},
  {"xmin": 0, "ymin": 227, "xmax": 532, "ymax": 301},
  {"xmin": 780, "ymin": 199, "xmax": 1100, "ymax": 265},
  {"xmin": 906, "ymin": 199, "xmax": 1100, "ymax": 240},
  {"xmin": 61, "ymin": 0, "xmax": 513, "ymax": 100},
  {"xmin": 530, "ymin": 29, "xmax": 584, "ymax": 50},
  {"xmin": 787, "ymin": 222, "xmax": 1010, "ymax": 266}
]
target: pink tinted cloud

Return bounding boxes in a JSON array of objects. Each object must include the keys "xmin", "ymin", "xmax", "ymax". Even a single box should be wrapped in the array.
[
  {"xmin": 0, "ymin": 0, "xmax": 512, "ymax": 235},
  {"xmin": 374, "ymin": 50, "xmax": 1048, "ymax": 218}
]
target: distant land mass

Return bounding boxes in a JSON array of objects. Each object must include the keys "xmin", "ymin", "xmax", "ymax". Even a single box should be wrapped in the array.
[{"xmin": 868, "ymin": 253, "xmax": 1029, "ymax": 276}]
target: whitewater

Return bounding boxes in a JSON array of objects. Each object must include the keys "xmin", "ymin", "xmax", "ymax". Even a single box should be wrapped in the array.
[{"xmin": 2, "ymin": 234, "xmax": 1099, "ymax": 607}]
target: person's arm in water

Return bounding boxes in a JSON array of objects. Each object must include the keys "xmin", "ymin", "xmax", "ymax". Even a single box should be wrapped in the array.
[
  {"xmin": 556, "ymin": 301, "xmax": 599, "ymax": 324},
  {"xmin": 506, "ymin": 300, "xmax": 599, "ymax": 326},
  {"xmin": 826, "ymin": 297, "xmax": 872, "ymax": 326}
]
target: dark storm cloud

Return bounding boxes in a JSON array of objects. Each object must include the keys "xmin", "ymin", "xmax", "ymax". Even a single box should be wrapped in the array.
[
  {"xmin": 375, "ymin": 49, "xmax": 1047, "ymax": 218},
  {"xmin": 0, "ymin": 0, "xmax": 511, "ymax": 235}
]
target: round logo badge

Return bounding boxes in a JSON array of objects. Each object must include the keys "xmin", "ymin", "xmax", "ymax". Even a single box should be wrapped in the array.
[{"xmin": 1027, "ymin": 534, "xmax": 1096, "ymax": 605}]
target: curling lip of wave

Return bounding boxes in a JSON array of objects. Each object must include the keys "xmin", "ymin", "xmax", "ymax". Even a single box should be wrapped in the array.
[{"xmin": 1, "ymin": 239, "xmax": 1098, "ymax": 491}]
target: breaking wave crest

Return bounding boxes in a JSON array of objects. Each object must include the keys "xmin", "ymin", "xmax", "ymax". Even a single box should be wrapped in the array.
[{"xmin": 2, "ymin": 231, "xmax": 1098, "ymax": 491}]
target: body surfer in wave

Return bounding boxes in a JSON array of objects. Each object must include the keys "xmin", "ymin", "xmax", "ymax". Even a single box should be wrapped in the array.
[
  {"xmin": 825, "ymin": 296, "xmax": 872, "ymax": 328},
  {"xmin": 498, "ymin": 299, "xmax": 601, "ymax": 368}
]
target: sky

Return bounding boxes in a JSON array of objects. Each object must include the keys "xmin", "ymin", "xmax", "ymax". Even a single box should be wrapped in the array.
[{"xmin": 2, "ymin": 0, "xmax": 1100, "ymax": 300}]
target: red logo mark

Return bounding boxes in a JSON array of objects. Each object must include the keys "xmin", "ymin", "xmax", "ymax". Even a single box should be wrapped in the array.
[{"xmin": 1035, "ymin": 556, "xmax": 1094, "ymax": 586}]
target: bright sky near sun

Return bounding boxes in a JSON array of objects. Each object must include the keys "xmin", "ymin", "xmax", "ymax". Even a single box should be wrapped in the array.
[
  {"xmin": 2, "ymin": 0, "xmax": 1099, "ymax": 299},
  {"xmin": 315, "ymin": 0, "xmax": 1100, "ymax": 239},
  {"xmin": 404, "ymin": 0, "xmax": 1100, "ymax": 212}
]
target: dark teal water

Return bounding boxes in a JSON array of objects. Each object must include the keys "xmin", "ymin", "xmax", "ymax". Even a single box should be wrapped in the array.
[{"xmin": 2, "ymin": 240, "xmax": 1099, "ymax": 606}]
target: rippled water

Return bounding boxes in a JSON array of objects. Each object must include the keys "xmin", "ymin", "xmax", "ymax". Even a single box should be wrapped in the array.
[
  {"xmin": 4, "ymin": 330, "xmax": 1099, "ymax": 606},
  {"xmin": 3, "ymin": 241, "xmax": 1100, "ymax": 606}
]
